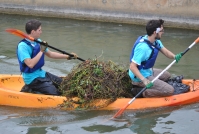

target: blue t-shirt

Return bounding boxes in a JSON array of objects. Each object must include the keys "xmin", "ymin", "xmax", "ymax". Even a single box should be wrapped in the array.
[
  {"xmin": 129, "ymin": 35, "xmax": 164, "ymax": 82},
  {"xmin": 17, "ymin": 39, "xmax": 48, "ymax": 84}
]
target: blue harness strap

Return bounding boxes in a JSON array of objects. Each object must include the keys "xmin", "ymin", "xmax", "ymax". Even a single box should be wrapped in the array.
[
  {"xmin": 16, "ymin": 39, "xmax": 45, "ymax": 73},
  {"xmin": 130, "ymin": 36, "xmax": 161, "ymax": 70}
]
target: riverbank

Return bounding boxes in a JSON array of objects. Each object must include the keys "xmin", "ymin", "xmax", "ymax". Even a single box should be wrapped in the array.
[{"xmin": 0, "ymin": 0, "xmax": 199, "ymax": 30}]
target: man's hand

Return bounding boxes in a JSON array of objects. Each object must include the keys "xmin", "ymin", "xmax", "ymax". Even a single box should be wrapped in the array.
[
  {"xmin": 40, "ymin": 41, "xmax": 48, "ymax": 52},
  {"xmin": 68, "ymin": 52, "xmax": 78, "ymax": 60},
  {"xmin": 141, "ymin": 78, "xmax": 154, "ymax": 89},
  {"xmin": 175, "ymin": 52, "xmax": 182, "ymax": 63}
]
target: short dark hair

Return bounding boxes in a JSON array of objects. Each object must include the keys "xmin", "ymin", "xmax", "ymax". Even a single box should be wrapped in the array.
[
  {"xmin": 146, "ymin": 19, "xmax": 164, "ymax": 36},
  {"xmin": 25, "ymin": 19, "xmax": 41, "ymax": 34}
]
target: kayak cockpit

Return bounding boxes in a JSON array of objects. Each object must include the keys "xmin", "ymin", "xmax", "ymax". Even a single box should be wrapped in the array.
[{"xmin": 0, "ymin": 74, "xmax": 24, "ymax": 91}]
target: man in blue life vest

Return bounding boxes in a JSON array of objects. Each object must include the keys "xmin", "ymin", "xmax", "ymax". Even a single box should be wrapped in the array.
[
  {"xmin": 129, "ymin": 19, "xmax": 182, "ymax": 98},
  {"xmin": 17, "ymin": 19, "xmax": 78, "ymax": 95}
]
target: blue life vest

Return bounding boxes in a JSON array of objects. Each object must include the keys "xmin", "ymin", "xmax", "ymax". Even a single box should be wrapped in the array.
[
  {"xmin": 130, "ymin": 36, "xmax": 161, "ymax": 70},
  {"xmin": 16, "ymin": 39, "xmax": 45, "ymax": 73}
]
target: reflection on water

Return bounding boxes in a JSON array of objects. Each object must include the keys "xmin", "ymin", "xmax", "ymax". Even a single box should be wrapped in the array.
[
  {"xmin": 0, "ymin": 13, "xmax": 199, "ymax": 133},
  {"xmin": 0, "ymin": 107, "xmax": 131, "ymax": 133},
  {"xmin": 1, "ymin": 104, "xmax": 199, "ymax": 133}
]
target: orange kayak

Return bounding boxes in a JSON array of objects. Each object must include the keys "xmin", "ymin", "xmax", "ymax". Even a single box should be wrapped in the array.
[{"xmin": 0, "ymin": 74, "xmax": 199, "ymax": 110}]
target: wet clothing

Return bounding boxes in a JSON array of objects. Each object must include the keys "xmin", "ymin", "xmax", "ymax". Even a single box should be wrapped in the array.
[{"xmin": 17, "ymin": 38, "xmax": 61, "ymax": 96}]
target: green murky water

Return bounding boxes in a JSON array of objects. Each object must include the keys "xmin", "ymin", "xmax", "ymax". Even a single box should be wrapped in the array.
[{"xmin": 0, "ymin": 13, "xmax": 199, "ymax": 134}]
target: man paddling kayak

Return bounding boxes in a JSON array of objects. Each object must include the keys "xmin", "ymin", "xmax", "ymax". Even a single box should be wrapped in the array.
[
  {"xmin": 129, "ymin": 19, "xmax": 182, "ymax": 98},
  {"xmin": 17, "ymin": 19, "xmax": 78, "ymax": 95}
]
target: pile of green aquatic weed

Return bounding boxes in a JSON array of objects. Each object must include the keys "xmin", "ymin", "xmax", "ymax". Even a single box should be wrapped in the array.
[{"xmin": 59, "ymin": 59, "xmax": 133, "ymax": 109}]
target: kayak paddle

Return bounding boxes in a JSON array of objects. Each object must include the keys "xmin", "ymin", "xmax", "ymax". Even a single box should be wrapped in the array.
[
  {"xmin": 5, "ymin": 28, "xmax": 85, "ymax": 62},
  {"xmin": 111, "ymin": 37, "xmax": 199, "ymax": 119}
]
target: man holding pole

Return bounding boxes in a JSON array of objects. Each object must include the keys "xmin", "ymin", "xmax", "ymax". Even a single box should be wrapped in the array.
[
  {"xmin": 17, "ymin": 19, "xmax": 78, "ymax": 95},
  {"xmin": 129, "ymin": 19, "xmax": 182, "ymax": 98}
]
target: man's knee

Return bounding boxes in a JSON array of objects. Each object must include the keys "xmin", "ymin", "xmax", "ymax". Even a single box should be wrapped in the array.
[
  {"xmin": 163, "ymin": 71, "xmax": 171, "ymax": 81},
  {"xmin": 38, "ymin": 84, "xmax": 61, "ymax": 95},
  {"xmin": 164, "ymin": 84, "xmax": 174, "ymax": 95},
  {"xmin": 46, "ymin": 72, "xmax": 62, "ymax": 85}
]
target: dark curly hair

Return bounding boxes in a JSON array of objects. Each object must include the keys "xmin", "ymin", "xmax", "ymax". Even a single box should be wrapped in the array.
[{"xmin": 146, "ymin": 19, "xmax": 164, "ymax": 36}]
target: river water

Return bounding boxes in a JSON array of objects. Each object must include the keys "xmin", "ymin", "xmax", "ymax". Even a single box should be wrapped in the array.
[{"xmin": 0, "ymin": 13, "xmax": 199, "ymax": 134}]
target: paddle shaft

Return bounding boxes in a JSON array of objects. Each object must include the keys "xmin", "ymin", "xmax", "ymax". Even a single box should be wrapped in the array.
[
  {"xmin": 5, "ymin": 28, "xmax": 85, "ymax": 62},
  {"xmin": 112, "ymin": 37, "xmax": 199, "ymax": 118},
  {"xmin": 36, "ymin": 40, "xmax": 85, "ymax": 61}
]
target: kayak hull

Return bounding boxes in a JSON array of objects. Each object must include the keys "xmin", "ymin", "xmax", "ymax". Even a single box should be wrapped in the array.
[{"xmin": 1, "ymin": 74, "xmax": 199, "ymax": 110}]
